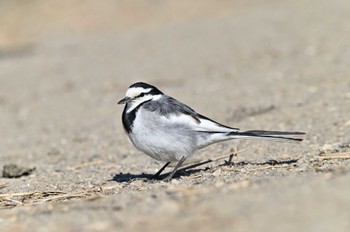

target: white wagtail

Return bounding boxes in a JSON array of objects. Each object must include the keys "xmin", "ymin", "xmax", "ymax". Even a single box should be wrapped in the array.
[{"xmin": 118, "ymin": 82, "xmax": 305, "ymax": 181}]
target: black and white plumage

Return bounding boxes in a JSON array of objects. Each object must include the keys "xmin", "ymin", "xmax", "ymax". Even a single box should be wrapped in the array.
[{"xmin": 118, "ymin": 82, "xmax": 305, "ymax": 181}]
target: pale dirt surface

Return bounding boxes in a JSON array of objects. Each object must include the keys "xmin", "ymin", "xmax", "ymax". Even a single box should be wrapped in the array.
[{"xmin": 1, "ymin": 0, "xmax": 350, "ymax": 231}]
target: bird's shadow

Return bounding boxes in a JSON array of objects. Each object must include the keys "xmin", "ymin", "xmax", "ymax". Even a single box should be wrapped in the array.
[
  {"xmin": 112, "ymin": 166, "xmax": 205, "ymax": 183},
  {"xmin": 111, "ymin": 158, "xmax": 298, "ymax": 183}
]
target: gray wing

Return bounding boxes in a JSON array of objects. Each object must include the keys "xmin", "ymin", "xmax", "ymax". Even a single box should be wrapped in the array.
[
  {"xmin": 143, "ymin": 96, "xmax": 239, "ymax": 132},
  {"xmin": 144, "ymin": 96, "xmax": 200, "ymax": 121}
]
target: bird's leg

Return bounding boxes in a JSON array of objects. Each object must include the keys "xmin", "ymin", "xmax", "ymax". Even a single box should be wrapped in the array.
[
  {"xmin": 163, "ymin": 156, "xmax": 187, "ymax": 181},
  {"xmin": 151, "ymin": 162, "xmax": 171, "ymax": 179}
]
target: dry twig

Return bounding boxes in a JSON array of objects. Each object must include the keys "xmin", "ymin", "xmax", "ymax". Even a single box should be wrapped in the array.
[
  {"xmin": 0, "ymin": 191, "xmax": 65, "ymax": 199},
  {"xmin": 181, "ymin": 148, "xmax": 247, "ymax": 171},
  {"xmin": 318, "ymin": 152, "xmax": 350, "ymax": 160}
]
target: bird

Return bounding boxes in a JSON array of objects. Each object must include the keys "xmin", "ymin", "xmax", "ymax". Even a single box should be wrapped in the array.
[{"xmin": 118, "ymin": 82, "xmax": 305, "ymax": 181}]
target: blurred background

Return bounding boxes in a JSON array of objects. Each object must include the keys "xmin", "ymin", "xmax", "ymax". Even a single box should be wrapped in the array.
[
  {"xmin": 1, "ymin": 1, "xmax": 350, "ymax": 231},
  {"xmin": 0, "ymin": 0, "xmax": 242, "ymax": 47},
  {"xmin": 1, "ymin": 0, "xmax": 350, "ymax": 187}
]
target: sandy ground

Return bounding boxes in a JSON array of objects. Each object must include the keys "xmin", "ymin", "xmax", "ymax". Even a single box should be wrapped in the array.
[{"xmin": 1, "ymin": 0, "xmax": 350, "ymax": 231}]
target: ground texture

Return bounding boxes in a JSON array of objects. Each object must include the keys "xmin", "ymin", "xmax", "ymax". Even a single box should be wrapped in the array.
[{"xmin": 1, "ymin": 0, "xmax": 350, "ymax": 231}]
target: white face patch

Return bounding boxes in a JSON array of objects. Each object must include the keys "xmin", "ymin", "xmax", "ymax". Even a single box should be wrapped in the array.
[
  {"xmin": 125, "ymin": 87, "xmax": 152, "ymax": 99},
  {"xmin": 124, "ymin": 86, "xmax": 163, "ymax": 113},
  {"xmin": 152, "ymin": 95, "xmax": 162, "ymax": 101}
]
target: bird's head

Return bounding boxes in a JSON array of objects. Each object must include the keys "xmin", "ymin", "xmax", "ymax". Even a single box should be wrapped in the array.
[{"xmin": 118, "ymin": 82, "xmax": 163, "ymax": 112}]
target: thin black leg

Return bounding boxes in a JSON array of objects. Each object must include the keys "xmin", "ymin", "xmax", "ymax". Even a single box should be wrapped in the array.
[
  {"xmin": 163, "ymin": 156, "xmax": 187, "ymax": 181},
  {"xmin": 151, "ymin": 162, "xmax": 171, "ymax": 179}
]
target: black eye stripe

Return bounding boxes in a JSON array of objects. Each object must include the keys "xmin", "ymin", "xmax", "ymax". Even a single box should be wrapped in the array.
[
  {"xmin": 133, "ymin": 92, "xmax": 146, "ymax": 100},
  {"xmin": 138, "ymin": 92, "xmax": 146, "ymax": 98},
  {"xmin": 132, "ymin": 89, "xmax": 162, "ymax": 100}
]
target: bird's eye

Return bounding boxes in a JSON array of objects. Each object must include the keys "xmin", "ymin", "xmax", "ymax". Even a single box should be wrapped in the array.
[{"xmin": 137, "ymin": 93, "xmax": 146, "ymax": 98}]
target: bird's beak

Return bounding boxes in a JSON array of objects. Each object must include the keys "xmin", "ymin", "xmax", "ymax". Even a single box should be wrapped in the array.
[{"xmin": 117, "ymin": 97, "xmax": 131, "ymax": 105}]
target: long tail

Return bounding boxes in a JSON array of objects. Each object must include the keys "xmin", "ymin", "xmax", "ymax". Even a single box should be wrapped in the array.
[{"xmin": 229, "ymin": 130, "xmax": 306, "ymax": 142}]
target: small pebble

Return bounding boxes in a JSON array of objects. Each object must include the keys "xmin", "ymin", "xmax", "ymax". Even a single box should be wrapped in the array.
[
  {"xmin": 2, "ymin": 164, "xmax": 35, "ymax": 178},
  {"xmin": 212, "ymin": 169, "xmax": 222, "ymax": 177}
]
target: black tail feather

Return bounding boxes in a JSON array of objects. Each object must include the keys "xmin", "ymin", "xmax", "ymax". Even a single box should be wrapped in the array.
[{"xmin": 229, "ymin": 130, "xmax": 306, "ymax": 142}]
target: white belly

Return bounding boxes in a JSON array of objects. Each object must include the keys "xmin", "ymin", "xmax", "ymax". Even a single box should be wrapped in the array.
[{"xmin": 128, "ymin": 109, "xmax": 197, "ymax": 162}]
